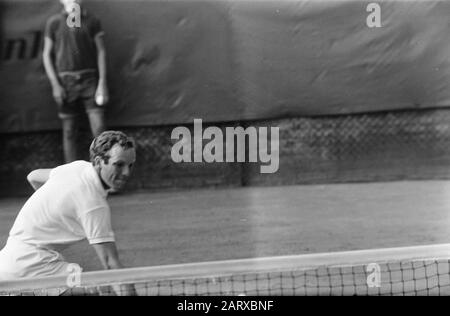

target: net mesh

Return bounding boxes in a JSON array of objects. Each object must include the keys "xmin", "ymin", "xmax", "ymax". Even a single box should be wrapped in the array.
[{"xmin": 1, "ymin": 244, "xmax": 449, "ymax": 296}]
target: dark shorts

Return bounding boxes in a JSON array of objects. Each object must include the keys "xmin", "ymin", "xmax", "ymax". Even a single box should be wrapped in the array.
[{"xmin": 58, "ymin": 71, "xmax": 104, "ymax": 119}]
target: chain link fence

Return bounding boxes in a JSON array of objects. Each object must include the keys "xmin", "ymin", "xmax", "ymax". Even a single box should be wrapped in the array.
[{"xmin": 2, "ymin": 108, "xmax": 450, "ymax": 197}]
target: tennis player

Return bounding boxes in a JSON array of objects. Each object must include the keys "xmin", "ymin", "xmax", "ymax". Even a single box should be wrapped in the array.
[{"xmin": 0, "ymin": 131, "xmax": 136, "ymax": 295}]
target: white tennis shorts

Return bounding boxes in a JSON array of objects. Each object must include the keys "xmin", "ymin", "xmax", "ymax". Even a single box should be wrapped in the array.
[{"xmin": 0, "ymin": 237, "xmax": 80, "ymax": 281}]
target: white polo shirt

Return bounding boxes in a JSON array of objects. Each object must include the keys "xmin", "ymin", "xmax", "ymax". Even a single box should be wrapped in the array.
[{"xmin": 9, "ymin": 160, "xmax": 115, "ymax": 246}]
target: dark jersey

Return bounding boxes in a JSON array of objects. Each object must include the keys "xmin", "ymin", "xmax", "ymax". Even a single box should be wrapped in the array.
[{"xmin": 45, "ymin": 11, "xmax": 103, "ymax": 72}]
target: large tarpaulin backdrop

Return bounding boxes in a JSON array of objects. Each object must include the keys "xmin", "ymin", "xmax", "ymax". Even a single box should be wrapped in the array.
[{"xmin": 1, "ymin": 0, "xmax": 450, "ymax": 133}]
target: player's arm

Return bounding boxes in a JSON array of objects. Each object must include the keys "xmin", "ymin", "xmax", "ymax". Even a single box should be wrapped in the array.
[
  {"xmin": 91, "ymin": 242, "xmax": 136, "ymax": 296},
  {"xmin": 91, "ymin": 242, "xmax": 123, "ymax": 270},
  {"xmin": 27, "ymin": 168, "xmax": 52, "ymax": 191},
  {"xmin": 42, "ymin": 37, "xmax": 66, "ymax": 105},
  {"xmin": 94, "ymin": 34, "xmax": 109, "ymax": 104}
]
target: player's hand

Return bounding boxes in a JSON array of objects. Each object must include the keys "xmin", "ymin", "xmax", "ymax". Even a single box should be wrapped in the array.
[
  {"xmin": 95, "ymin": 82, "xmax": 109, "ymax": 106},
  {"xmin": 52, "ymin": 84, "xmax": 66, "ymax": 106}
]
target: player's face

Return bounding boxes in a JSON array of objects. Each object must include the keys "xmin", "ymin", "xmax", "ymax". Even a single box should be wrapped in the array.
[{"xmin": 98, "ymin": 144, "xmax": 136, "ymax": 192}]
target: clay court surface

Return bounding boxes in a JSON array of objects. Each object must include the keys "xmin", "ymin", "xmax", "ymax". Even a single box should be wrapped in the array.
[{"xmin": 0, "ymin": 181, "xmax": 449, "ymax": 271}]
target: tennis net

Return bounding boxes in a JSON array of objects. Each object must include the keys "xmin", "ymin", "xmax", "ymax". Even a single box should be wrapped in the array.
[{"xmin": 1, "ymin": 243, "xmax": 449, "ymax": 296}]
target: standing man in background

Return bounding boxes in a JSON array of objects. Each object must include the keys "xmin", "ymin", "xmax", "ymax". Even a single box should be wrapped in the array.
[{"xmin": 43, "ymin": 0, "xmax": 109, "ymax": 162}]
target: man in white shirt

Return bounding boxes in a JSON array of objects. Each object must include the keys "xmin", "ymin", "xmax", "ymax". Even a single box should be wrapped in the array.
[{"xmin": 0, "ymin": 131, "xmax": 136, "ymax": 295}]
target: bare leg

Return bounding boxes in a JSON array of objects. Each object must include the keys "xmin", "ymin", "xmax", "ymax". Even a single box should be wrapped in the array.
[
  {"xmin": 87, "ymin": 110, "xmax": 106, "ymax": 137},
  {"xmin": 61, "ymin": 117, "xmax": 78, "ymax": 163}
]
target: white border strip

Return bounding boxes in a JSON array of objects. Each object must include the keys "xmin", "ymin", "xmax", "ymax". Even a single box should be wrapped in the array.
[{"xmin": 1, "ymin": 243, "xmax": 449, "ymax": 292}]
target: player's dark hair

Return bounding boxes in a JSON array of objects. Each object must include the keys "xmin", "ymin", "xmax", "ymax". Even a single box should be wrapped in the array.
[{"xmin": 89, "ymin": 130, "xmax": 135, "ymax": 164}]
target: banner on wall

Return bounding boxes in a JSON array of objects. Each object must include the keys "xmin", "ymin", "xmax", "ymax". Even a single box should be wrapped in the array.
[{"xmin": 2, "ymin": 0, "xmax": 450, "ymax": 133}]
